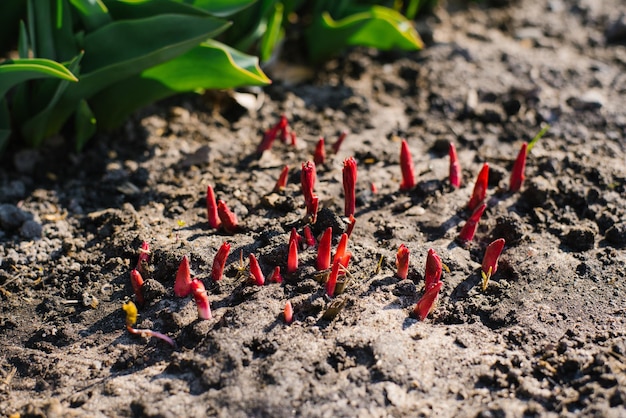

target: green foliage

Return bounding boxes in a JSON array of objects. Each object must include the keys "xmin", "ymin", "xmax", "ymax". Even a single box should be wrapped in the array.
[
  {"xmin": 0, "ymin": 0, "xmax": 270, "ymax": 152},
  {"xmin": 0, "ymin": 0, "xmax": 427, "ymax": 152}
]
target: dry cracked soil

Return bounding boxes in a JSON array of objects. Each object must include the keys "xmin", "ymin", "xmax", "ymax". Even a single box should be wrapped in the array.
[{"xmin": 1, "ymin": 0, "xmax": 626, "ymax": 417}]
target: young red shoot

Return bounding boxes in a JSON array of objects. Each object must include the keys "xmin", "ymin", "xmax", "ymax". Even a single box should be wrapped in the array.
[
  {"xmin": 217, "ymin": 200, "xmax": 238, "ymax": 234},
  {"xmin": 314, "ymin": 137, "xmax": 326, "ymax": 165},
  {"xmin": 309, "ymin": 196, "xmax": 319, "ymax": 224},
  {"xmin": 370, "ymin": 182, "xmax": 378, "ymax": 194},
  {"xmin": 290, "ymin": 131, "xmax": 297, "ymax": 147},
  {"xmin": 303, "ymin": 225, "xmax": 316, "ymax": 248},
  {"xmin": 257, "ymin": 115, "xmax": 288, "ymax": 153},
  {"xmin": 136, "ymin": 241, "xmax": 150, "ymax": 277},
  {"xmin": 284, "ymin": 301, "xmax": 293, "ymax": 324},
  {"xmin": 343, "ymin": 156, "xmax": 357, "ymax": 217},
  {"xmin": 467, "ymin": 163, "xmax": 489, "ymax": 211},
  {"xmin": 345, "ymin": 215, "xmax": 356, "ymax": 238},
  {"xmin": 424, "ymin": 248, "xmax": 442, "ymax": 290},
  {"xmin": 211, "ymin": 242, "xmax": 231, "ymax": 282},
  {"xmin": 174, "ymin": 255, "xmax": 192, "ymax": 297},
  {"xmin": 274, "ymin": 165, "xmax": 289, "ymax": 192},
  {"xmin": 481, "ymin": 238, "xmax": 506, "ymax": 291},
  {"xmin": 301, "ymin": 161, "xmax": 317, "ymax": 220},
  {"xmin": 399, "ymin": 139, "xmax": 416, "ymax": 191},
  {"xmin": 396, "ymin": 244, "xmax": 410, "ymax": 280},
  {"xmin": 449, "ymin": 142, "xmax": 461, "ymax": 188},
  {"xmin": 191, "ymin": 279, "xmax": 211, "ymax": 320},
  {"xmin": 249, "ymin": 254, "xmax": 265, "ymax": 286},
  {"xmin": 278, "ymin": 115, "xmax": 289, "ymax": 143},
  {"xmin": 509, "ymin": 142, "xmax": 528, "ymax": 192},
  {"xmin": 325, "ymin": 260, "xmax": 341, "ymax": 297},
  {"xmin": 332, "ymin": 131, "xmax": 348, "ymax": 154},
  {"xmin": 123, "ymin": 301, "xmax": 175, "ymax": 347},
  {"xmin": 270, "ymin": 266, "xmax": 283, "ymax": 283},
  {"xmin": 458, "ymin": 203, "xmax": 487, "ymax": 244},
  {"xmin": 287, "ymin": 239, "xmax": 299, "ymax": 274},
  {"xmin": 130, "ymin": 269, "xmax": 145, "ymax": 306},
  {"xmin": 332, "ymin": 233, "xmax": 349, "ymax": 266},
  {"xmin": 317, "ymin": 227, "xmax": 333, "ymax": 270},
  {"xmin": 413, "ymin": 281, "xmax": 443, "ymax": 321},
  {"xmin": 206, "ymin": 185, "xmax": 221, "ymax": 229},
  {"xmin": 289, "ymin": 227, "xmax": 302, "ymax": 249}
]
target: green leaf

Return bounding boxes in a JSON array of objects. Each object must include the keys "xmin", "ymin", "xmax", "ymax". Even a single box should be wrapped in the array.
[
  {"xmin": 74, "ymin": 99, "xmax": 97, "ymax": 151},
  {"xmin": 53, "ymin": 0, "xmax": 80, "ymax": 62},
  {"xmin": 68, "ymin": 0, "xmax": 112, "ymax": 31},
  {"xmin": 260, "ymin": 2, "xmax": 284, "ymax": 62},
  {"xmin": 103, "ymin": 0, "xmax": 210, "ymax": 20},
  {"xmin": 18, "ymin": 21, "xmax": 29, "ymax": 59},
  {"xmin": 0, "ymin": 58, "xmax": 78, "ymax": 98},
  {"xmin": 0, "ymin": 98, "xmax": 11, "ymax": 152},
  {"xmin": 27, "ymin": 0, "xmax": 56, "ymax": 59},
  {"xmin": 181, "ymin": 0, "xmax": 258, "ymax": 17},
  {"xmin": 307, "ymin": 5, "xmax": 423, "ymax": 61},
  {"xmin": 527, "ymin": 124, "xmax": 550, "ymax": 154},
  {"xmin": 91, "ymin": 39, "xmax": 270, "ymax": 129}
]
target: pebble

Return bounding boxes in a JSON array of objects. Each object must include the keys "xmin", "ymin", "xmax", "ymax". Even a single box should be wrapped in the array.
[
  {"xmin": 0, "ymin": 204, "xmax": 29, "ymax": 231},
  {"xmin": 20, "ymin": 220, "xmax": 43, "ymax": 240}
]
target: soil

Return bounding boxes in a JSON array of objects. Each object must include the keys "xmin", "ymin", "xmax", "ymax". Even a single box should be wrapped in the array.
[{"xmin": 1, "ymin": 0, "xmax": 626, "ymax": 417}]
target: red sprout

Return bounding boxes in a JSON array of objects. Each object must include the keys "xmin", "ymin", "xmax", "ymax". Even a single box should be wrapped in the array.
[
  {"xmin": 332, "ymin": 233, "xmax": 349, "ymax": 266},
  {"xmin": 317, "ymin": 227, "xmax": 333, "ymax": 270},
  {"xmin": 345, "ymin": 214, "xmax": 356, "ymax": 238},
  {"xmin": 191, "ymin": 279, "xmax": 211, "ymax": 320},
  {"xmin": 467, "ymin": 163, "xmax": 489, "ymax": 211},
  {"xmin": 136, "ymin": 241, "xmax": 150, "ymax": 277},
  {"xmin": 174, "ymin": 255, "xmax": 192, "ymax": 297},
  {"xmin": 449, "ymin": 142, "xmax": 461, "ymax": 188},
  {"xmin": 206, "ymin": 185, "xmax": 221, "ymax": 229},
  {"xmin": 332, "ymin": 131, "xmax": 348, "ymax": 154},
  {"xmin": 509, "ymin": 142, "xmax": 528, "ymax": 192},
  {"xmin": 326, "ymin": 260, "xmax": 341, "ymax": 297},
  {"xmin": 414, "ymin": 281, "xmax": 443, "ymax": 321},
  {"xmin": 290, "ymin": 131, "xmax": 297, "ymax": 147},
  {"xmin": 249, "ymin": 254, "xmax": 265, "ymax": 286},
  {"xmin": 370, "ymin": 182, "xmax": 378, "ymax": 194},
  {"xmin": 270, "ymin": 266, "xmax": 283, "ymax": 283},
  {"xmin": 284, "ymin": 301, "xmax": 293, "ymax": 324},
  {"xmin": 130, "ymin": 269, "xmax": 145, "ymax": 306},
  {"xmin": 123, "ymin": 302, "xmax": 176, "ymax": 347},
  {"xmin": 274, "ymin": 165, "xmax": 289, "ymax": 192},
  {"xmin": 314, "ymin": 137, "xmax": 326, "ymax": 165},
  {"xmin": 481, "ymin": 238, "xmax": 506, "ymax": 290},
  {"xmin": 301, "ymin": 161, "xmax": 317, "ymax": 220},
  {"xmin": 342, "ymin": 156, "xmax": 357, "ymax": 217},
  {"xmin": 309, "ymin": 196, "xmax": 319, "ymax": 224},
  {"xmin": 211, "ymin": 242, "xmax": 231, "ymax": 282},
  {"xmin": 257, "ymin": 115, "xmax": 288, "ymax": 153},
  {"xmin": 424, "ymin": 249, "xmax": 442, "ymax": 290},
  {"xmin": 278, "ymin": 115, "xmax": 289, "ymax": 143},
  {"xmin": 287, "ymin": 239, "xmax": 299, "ymax": 274},
  {"xmin": 289, "ymin": 228, "xmax": 302, "ymax": 249},
  {"xmin": 396, "ymin": 244, "xmax": 410, "ymax": 280},
  {"xmin": 400, "ymin": 139, "xmax": 416, "ymax": 191},
  {"xmin": 458, "ymin": 203, "xmax": 487, "ymax": 244},
  {"xmin": 217, "ymin": 200, "xmax": 238, "ymax": 234},
  {"xmin": 303, "ymin": 225, "xmax": 316, "ymax": 248}
]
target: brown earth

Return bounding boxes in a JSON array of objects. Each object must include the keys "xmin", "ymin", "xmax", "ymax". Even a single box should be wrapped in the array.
[{"xmin": 1, "ymin": 0, "xmax": 626, "ymax": 417}]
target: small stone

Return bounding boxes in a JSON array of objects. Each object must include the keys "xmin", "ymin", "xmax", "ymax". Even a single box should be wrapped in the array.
[
  {"xmin": 20, "ymin": 220, "xmax": 43, "ymax": 239},
  {"xmin": 0, "ymin": 204, "xmax": 28, "ymax": 231},
  {"xmin": 566, "ymin": 91, "xmax": 604, "ymax": 111},
  {"xmin": 605, "ymin": 223, "xmax": 626, "ymax": 248}
]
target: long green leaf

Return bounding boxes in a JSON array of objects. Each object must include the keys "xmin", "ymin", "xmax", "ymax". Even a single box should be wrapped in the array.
[
  {"xmin": 91, "ymin": 39, "xmax": 270, "ymax": 129},
  {"xmin": 181, "ymin": 0, "xmax": 258, "ymax": 17},
  {"xmin": 103, "ymin": 0, "xmax": 210, "ymax": 20},
  {"xmin": 28, "ymin": 0, "xmax": 57, "ymax": 59},
  {"xmin": 307, "ymin": 5, "xmax": 423, "ymax": 61},
  {"xmin": 53, "ymin": 0, "xmax": 79, "ymax": 62},
  {"xmin": 68, "ymin": 0, "xmax": 112, "ymax": 31},
  {"xmin": 260, "ymin": 2, "xmax": 284, "ymax": 62},
  {"xmin": 74, "ymin": 99, "xmax": 97, "ymax": 151},
  {"xmin": 0, "ymin": 58, "xmax": 78, "ymax": 98}
]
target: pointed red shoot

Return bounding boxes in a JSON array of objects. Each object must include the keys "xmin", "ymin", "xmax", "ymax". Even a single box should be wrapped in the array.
[
  {"xmin": 301, "ymin": 160, "xmax": 317, "ymax": 208},
  {"xmin": 326, "ymin": 260, "xmax": 341, "ymax": 297},
  {"xmin": 308, "ymin": 196, "xmax": 319, "ymax": 224},
  {"xmin": 509, "ymin": 142, "xmax": 528, "ymax": 192},
  {"xmin": 314, "ymin": 137, "xmax": 326, "ymax": 165},
  {"xmin": 217, "ymin": 200, "xmax": 238, "ymax": 234},
  {"xmin": 343, "ymin": 156, "xmax": 357, "ymax": 217},
  {"xmin": 458, "ymin": 203, "xmax": 487, "ymax": 244},
  {"xmin": 191, "ymin": 279, "xmax": 211, "ymax": 320},
  {"xmin": 249, "ymin": 254, "xmax": 265, "ymax": 286},
  {"xmin": 467, "ymin": 163, "xmax": 489, "ymax": 211},
  {"xmin": 414, "ymin": 281, "xmax": 443, "ymax": 321},
  {"xmin": 284, "ymin": 301, "xmax": 293, "ymax": 324},
  {"xmin": 399, "ymin": 139, "xmax": 416, "ymax": 191},
  {"xmin": 317, "ymin": 227, "xmax": 333, "ymax": 270},
  {"xmin": 396, "ymin": 244, "xmax": 410, "ymax": 280},
  {"xmin": 278, "ymin": 115, "xmax": 289, "ymax": 143},
  {"xmin": 332, "ymin": 131, "xmax": 348, "ymax": 154},
  {"xmin": 206, "ymin": 185, "xmax": 221, "ymax": 229},
  {"xmin": 289, "ymin": 227, "xmax": 302, "ymax": 249},
  {"xmin": 424, "ymin": 249, "xmax": 442, "ymax": 290},
  {"xmin": 211, "ymin": 242, "xmax": 231, "ymax": 282},
  {"xmin": 481, "ymin": 238, "xmax": 505, "ymax": 290},
  {"xmin": 257, "ymin": 115, "xmax": 288, "ymax": 153},
  {"xmin": 174, "ymin": 255, "xmax": 192, "ymax": 297},
  {"xmin": 270, "ymin": 266, "xmax": 283, "ymax": 283},
  {"xmin": 287, "ymin": 239, "xmax": 299, "ymax": 274},
  {"xmin": 136, "ymin": 241, "xmax": 150, "ymax": 277},
  {"xmin": 290, "ymin": 131, "xmax": 297, "ymax": 147},
  {"xmin": 449, "ymin": 142, "xmax": 461, "ymax": 188},
  {"xmin": 332, "ymin": 233, "xmax": 349, "ymax": 266},
  {"xmin": 371, "ymin": 182, "xmax": 378, "ymax": 194},
  {"xmin": 345, "ymin": 215, "xmax": 356, "ymax": 238},
  {"xmin": 130, "ymin": 269, "xmax": 145, "ymax": 306},
  {"xmin": 274, "ymin": 165, "xmax": 289, "ymax": 192},
  {"xmin": 303, "ymin": 225, "xmax": 316, "ymax": 248}
]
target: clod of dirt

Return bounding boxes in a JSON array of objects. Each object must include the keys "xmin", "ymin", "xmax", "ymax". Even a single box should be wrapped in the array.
[
  {"xmin": 491, "ymin": 214, "xmax": 526, "ymax": 246},
  {"xmin": 19, "ymin": 220, "xmax": 42, "ymax": 239},
  {"xmin": 142, "ymin": 279, "xmax": 167, "ymax": 303},
  {"xmin": 562, "ymin": 226, "xmax": 597, "ymax": 252},
  {"xmin": 605, "ymin": 222, "xmax": 626, "ymax": 248},
  {"xmin": 0, "ymin": 204, "xmax": 29, "ymax": 231}
]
